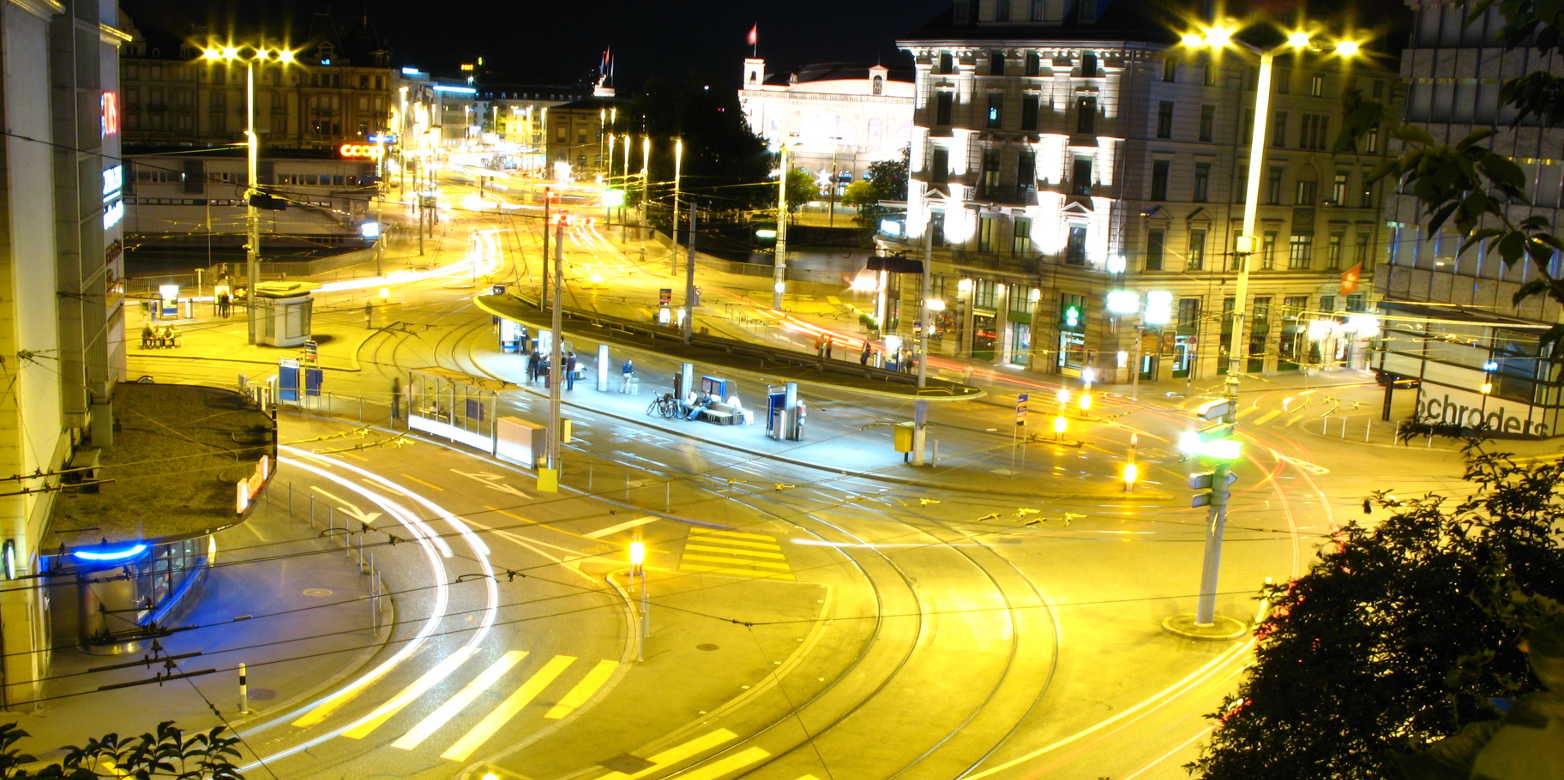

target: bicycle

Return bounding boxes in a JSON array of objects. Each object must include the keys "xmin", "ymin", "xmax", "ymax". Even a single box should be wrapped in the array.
[{"xmin": 646, "ymin": 393, "xmax": 682, "ymax": 419}]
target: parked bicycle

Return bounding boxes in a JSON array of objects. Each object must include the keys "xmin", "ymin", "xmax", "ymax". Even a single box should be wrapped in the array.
[{"xmin": 646, "ymin": 393, "xmax": 683, "ymax": 419}]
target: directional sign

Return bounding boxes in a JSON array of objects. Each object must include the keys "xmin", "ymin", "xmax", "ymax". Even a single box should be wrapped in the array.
[
  {"xmin": 1016, "ymin": 393, "xmax": 1029, "ymax": 426},
  {"xmin": 451, "ymin": 469, "xmax": 530, "ymax": 499}
]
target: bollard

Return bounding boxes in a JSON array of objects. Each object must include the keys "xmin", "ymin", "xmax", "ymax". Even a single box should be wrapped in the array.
[
  {"xmin": 308, "ymin": 494, "xmax": 316, "ymax": 528},
  {"xmin": 358, "ymin": 532, "xmax": 367, "ymax": 573},
  {"xmin": 1427, "ymin": 434, "xmax": 1434, "ymax": 448},
  {"xmin": 665, "ymin": 480, "xmax": 671, "ymax": 510},
  {"xmin": 625, "ymin": 472, "xmax": 630, "ymax": 500},
  {"xmin": 238, "ymin": 662, "xmax": 250, "ymax": 714},
  {"xmin": 1340, "ymin": 417, "xmax": 1348, "ymax": 438},
  {"xmin": 1364, "ymin": 421, "xmax": 1372, "ymax": 442},
  {"xmin": 588, "ymin": 464, "xmax": 594, "ymax": 492},
  {"xmin": 288, "ymin": 482, "xmax": 294, "ymax": 517}
]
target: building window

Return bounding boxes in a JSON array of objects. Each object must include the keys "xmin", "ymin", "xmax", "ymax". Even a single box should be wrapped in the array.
[
  {"xmin": 978, "ymin": 216, "xmax": 998, "ymax": 252},
  {"xmin": 990, "ymin": 50, "xmax": 1006, "ymax": 75},
  {"xmin": 1081, "ymin": 51, "xmax": 1099, "ymax": 77},
  {"xmin": 1276, "ymin": 69, "xmax": 1290, "ymax": 94},
  {"xmin": 1267, "ymin": 166, "xmax": 1284, "ymax": 204},
  {"xmin": 1320, "ymin": 294, "xmax": 1336, "ymax": 312},
  {"xmin": 1364, "ymin": 126, "xmax": 1379, "ymax": 153},
  {"xmin": 1332, "ymin": 172, "xmax": 1349, "ymax": 204},
  {"xmin": 1295, "ymin": 178, "xmax": 1317, "ymax": 205},
  {"xmin": 936, "ymin": 92, "xmax": 953, "ymax": 126},
  {"xmin": 1289, "ymin": 232, "xmax": 1314, "ymax": 269},
  {"xmin": 931, "ymin": 147, "xmax": 949, "ymax": 182},
  {"xmin": 974, "ymin": 278, "xmax": 997, "ymax": 309},
  {"xmin": 1031, "ymin": 0, "xmax": 1046, "ymax": 20},
  {"xmin": 1151, "ymin": 159, "xmax": 1170, "ymax": 200},
  {"xmin": 981, "ymin": 148, "xmax": 1000, "ymax": 194},
  {"xmin": 1162, "ymin": 57, "xmax": 1176, "ymax": 82},
  {"xmin": 1360, "ymin": 181, "xmax": 1375, "ymax": 208},
  {"xmin": 1273, "ymin": 111, "xmax": 1288, "ymax": 147},
  {"xmin": 1021, "ymin": 95, "xmax": 1039, "ymax": 130},
  {"xmin": 1310, "ymin": 72, "xmax": 1324, "ymax": 97},
  {"xmin": 1199, "ymin": 105, "xmax": 1214, "ymax": 141},
  {"xmin": 1156, "ymin": 101, "xmax": 1173, "ymax": 138},
  {"xmin": 987, "ymin": 93, "xmax": 1003, "ymax": 128},
  {"xmin": 1301, "ymin": 114, "xmax": 1329, "ymax": 150},
  {"xmin": 995, "ymin": 0, "xmax": 1010, "ymax": 21},
  {"xmin": 1261, "ymin": 230, "xmax": 1278, "ymax": 270},
  {"xmin": 1178, "ymin": 298, "xmax": 1201, "ymax": 333},
  {"xmin": 1347, "ymin": 293, "xmax": 1365, "ymax": 312},
  {"xmin": 939, "ymin": 52, "xmax": 954, "ymax": 73},
  {"xmin": 1025, "ymin": 51, "xmax": 1040, "ymax": 76},
  {"xmin": 1018, "ymin": 150, "xmax": 1035, "ymax": 185},
  {"xmin": 1073, "ymin": 156, "xmax": 1093, "ymax": 195},
  {"xmin": 1013, "ymin": 216, "xmax": 1033, "ymax": 254},
  {"xmin": 1188, "ymin": 228, "xmax": 1207, "ymax": 270},
  {"xmin": 1076, "ymin": 96, "xmax": 1096, "ymax": 133},
  {"xmin": 1356, "ymin": 232, "xmax": 1372, "ymax": 264},
  {"xmin": 1066, "ymin": 224, "xmax": 1088, "ymax": 264},
  {"xmin": 1145, "ymin": 229, "xmax": 1165, "ymax": 270},
  {"xmin": 931, "ymin": 211, "xmax": 946, "ymax": 246},
  {"xmin": 1193, "ymin": 162, "xmax": 1210, "ymax": 202},
  {"xmin": 1327, "ymin": 231, "xmax": 1344, "ymax": 269},
  {"xmin": 1202, "ymin": 63, "xmax": 1215, "ymax": 86}
]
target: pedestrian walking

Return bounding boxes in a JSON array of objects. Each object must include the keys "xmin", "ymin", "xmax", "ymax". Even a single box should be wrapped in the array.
[
  {"xmin": 824, "ymin": 339, "xmax": 833, "ymax": 360},
  {"xmin": 216, "ymin": 292, "xmax": 230, "ymax": 318},
  {"xmin": 860, "ymin": 340, "xmax": 871, "ymax": 365},
  {"xmin": 526, "ymin": 351, "xmax": 540, "ymax": 384},
  {"xmin": 565, "ymin": 351, "xmax": 578, "ymax": 391},
  {"xmin": 390, "ymin": 376, "xmax": 402, "ymax": 421},
  {"xmin": 621, "ymin": 358, "xmax": 635, "ymax": 392},
  {"xmin": 364, "ymin": 300, "xmax": 374, "ymax": 329}
]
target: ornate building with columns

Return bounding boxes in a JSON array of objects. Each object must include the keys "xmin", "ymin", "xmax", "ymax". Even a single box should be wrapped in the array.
[
  {"xmin": 885, "ymin": 0, "xmax": 1398, "ymax": 384},
  {"xmin": 739, "ymin": 59, "xmax": 915, "ymax": 186}
]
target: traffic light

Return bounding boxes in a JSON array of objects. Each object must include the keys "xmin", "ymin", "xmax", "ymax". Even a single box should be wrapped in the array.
[
  {"xmin": 1179, "ymin": 397, "xmax": 1240, "ymax": 460},
  {"xmin": 1189, "ymin": 469, "xmax": 1238, "ymax": 508}
]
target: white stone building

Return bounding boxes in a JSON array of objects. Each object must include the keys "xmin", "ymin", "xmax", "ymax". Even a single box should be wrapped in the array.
[
  {"xmin": 739, "ymin": 59, "xmax": 915, "ymax": 185},
  {"xmin": 887, "ymin": 0, "xmax": 1397, "ymax": 383}
]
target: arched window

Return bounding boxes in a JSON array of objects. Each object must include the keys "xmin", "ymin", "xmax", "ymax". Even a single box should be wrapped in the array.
[
  {"xmin": 873, "ymin": 75, "xmax": 883, "ymax": 95},
  {"xmin": 750, "ymin": 71, "xmax": 758, "ymax": 84}
]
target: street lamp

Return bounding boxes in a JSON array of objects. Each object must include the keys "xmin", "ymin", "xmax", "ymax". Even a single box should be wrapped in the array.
[
  {"xmin": 201, "ymin": 43, "xmax": 296, "ymax": 345},
  {"xmin": 1177, "ymin": 21, "xmax": 1360, "ymax": 630},
  {"xmin": 773, "ymin": 141, "xmax": 790, "ymax": 311},
  {"xmin": 671, "ymin": 137, "xmax": 683, "ymax": 275}
]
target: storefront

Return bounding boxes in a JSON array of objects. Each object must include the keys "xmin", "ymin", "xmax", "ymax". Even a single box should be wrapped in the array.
[
  {"xmin": 46, "ymin": 537, "xmax": 214, "ymax": 647},
  {"xmin": 1057, "ymin": 293, "xmax": 1088, "ymax": 376}
]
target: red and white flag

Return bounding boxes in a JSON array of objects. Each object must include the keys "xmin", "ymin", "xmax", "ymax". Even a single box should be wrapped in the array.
[
  {"xmin": 1339, "ymin": 262, "xmax": 1363, "ymax": 295},
  {"xmin": 747, "ymin": 24, "xmax": 758, "ymax": 47}
]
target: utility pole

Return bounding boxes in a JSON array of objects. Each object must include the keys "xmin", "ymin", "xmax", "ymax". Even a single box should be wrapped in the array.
[
  {"xmin": 1131, "ymin": 322, "xmax": 1143, "ymax": 401},
  {"xmin": 670, "ymin": 139, "xmax": 682, "ymax": 275},
  {"xmin": 244, "ymin": 61, "xmax": 260, "ymax": 345},
  {"xmin": 773, "ymin": 144, "xmax": 788, "ymax": 311},
  {"xmin": 912, "ymin": 214, "xmax": 932, "ymax": 465},
  {"xmin": 541, "ymin": 187, "xmax": 551, "ymax": 311},
  {"xmin": 547, "ymin": 219, "xmax": 564, "ymax": 476},
  {"xmin": 682, "ymin": 201, "xmax": 696, "ymax": 344}
]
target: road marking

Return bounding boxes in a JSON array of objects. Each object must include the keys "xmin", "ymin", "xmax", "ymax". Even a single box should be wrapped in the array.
[
  {"xmin": 585, "ymin": 515, "xmax": 659, "ymax": 539},
  {"xmin": 343, "ymin": 648, "xmax": 475, "ymax": 739},
  {"xmin": 682, "ymin": 563, "xmax": 795, "ymax": 581},
  {"xmin": 676, "ymin": 746, "xmax": 771, "ymax": 780},
  {"xmin": 441, "ymin": 655, "xmax": 576, "ymax": 761},
  {"xmin": 682, "ymin": 553, "xmax": 791, "ymax": 570},
  {"xmin": 685, "ymin": 535, "xmax": 784, "ymax": 551},
  {"xmin": 685, "ymin": 543, "xmax": 785, "ymax": 560},
  {"xmin": 1253, "ymin": 409, "xmax": 1282, "ymax": 425},
  {"xmin": 452, "ymin": 469, "xmax": 530, "ymax": 499},
  {"xmin": 544, "ymin": 660, "xmax": 619, "ymax": 719},
  {"xmin": 392, "ymin": 651, "xmax": 526, "ymax": 751},
  {"xmin": 594, "ymin": 729, "xmax": 738, "ymax": 779},
  {"xmin": 1236, "ymin": 405, "xmax": 1261, "ymax": 419},
  {"xmin": 399, "ymin": 472, "xmax": 446, "ymax": 492},
  {"xmin": 689, "ymin": 528, "xmax": 776, "ymax": 542},
  {"xmin": 309, "ymin": 486, "xmax": 383, "ymax": 529}
]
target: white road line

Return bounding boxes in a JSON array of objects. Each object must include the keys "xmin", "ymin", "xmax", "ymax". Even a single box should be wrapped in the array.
[{"xmin": 585, "ymin": 515, "xmax": 659, "ymax": 539}]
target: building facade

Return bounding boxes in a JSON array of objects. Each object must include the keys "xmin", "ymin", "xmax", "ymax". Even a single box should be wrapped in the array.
[
  {"xmin": 544, "ymin": 96, "xmax": 622, "ymax": 177},
  {"xmin": 739, "ymin": 60, "xmax": 915, "ymax": 184},
  {"xmin": 1374, "ymin": 0, "xmax": 1564, "ymax": 436},
  {"xmin": 888, "ymin": 0, "xmax": 1397, "ymax": 384},
  {"xmin": 0, "ymin": 0, "xmax": 128, "ymax": 705}
]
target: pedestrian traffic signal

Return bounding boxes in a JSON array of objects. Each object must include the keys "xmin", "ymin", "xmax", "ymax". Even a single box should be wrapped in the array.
[
  {"xmin": 1178, "ymin": 420, "xmax": 1239, "ymax": 460},
  {"xmin": 1189, "ymin": 469, "xmax": 1237, "ymax": 508}
]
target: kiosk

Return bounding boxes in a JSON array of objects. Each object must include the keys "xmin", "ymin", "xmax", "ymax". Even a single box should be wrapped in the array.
[{"xmin": 252, "ymin": 281, "xmax": 319, "ymax": 348}]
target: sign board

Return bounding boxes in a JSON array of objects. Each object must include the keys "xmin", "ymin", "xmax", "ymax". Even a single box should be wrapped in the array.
[
  {"xmin": 304, "ymin": 367, "xmax": 323, "ymax": 397},
  {"xmin": 1416, "ymin": 383, "xmax": 1548, "ymax": 437},
  {"xmin": 659, "ymin": 288, "xmax": 672, "ymax": 306},
  {"xmin": 235, "ymin": 455, "xmax": 271, "ymax": 514},
  {"xmin": 278, "ymin": 360, "xmax": 299, "ymax": 402},
  {"xmin": 1016, "ymin": 393, "xmax": 1029, "ymax": 426},
  {"xmin": 339, "ymin": 143, "xmax": 385, "ymax": 160}
]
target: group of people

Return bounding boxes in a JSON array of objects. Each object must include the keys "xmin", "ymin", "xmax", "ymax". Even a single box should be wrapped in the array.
[
  {"xmin": 525, "ymin": 346, "xmax": 580, "ymax": 390},
  {"xmin": 140, "ymin": 324, "xmax": 179, "ymax": 349},
  {"xmin": 816, "ymin": 335, "xmax": 917, "ymax": 374}
]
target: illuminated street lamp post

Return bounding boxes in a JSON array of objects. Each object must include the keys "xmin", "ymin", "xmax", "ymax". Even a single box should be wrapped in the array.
[
  {"xmin": 1177, "ymin": 23, "xmax": 1359, "ymax": 630},
  {"xmin": 773, "ymin": 142, "xmax": 789, "ymax": 311},
  {"xmin": 670, "ymin": 138, "xmax": 683, "ymax": 275},
  {"xmin": 201, "ymin": 44, "xmax": 295, "ymax": 345}
]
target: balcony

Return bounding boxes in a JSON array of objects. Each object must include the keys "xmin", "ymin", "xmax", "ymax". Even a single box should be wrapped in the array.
[{"xmin": 974, "ymin": 184, "xmax": 1036, "ymax": 205}]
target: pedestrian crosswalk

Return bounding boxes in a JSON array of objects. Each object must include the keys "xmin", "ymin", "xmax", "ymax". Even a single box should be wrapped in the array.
[
  {"xmin": 296, "ymin": 650, "xmax": 620, "ymax": 764},
  {"xmin": 677, "ymin": 527, "xmax": 795, "ymax": 581},
  {"xmin": 593, "ymin": 728, "xmax": 771, "ymax": 779}
]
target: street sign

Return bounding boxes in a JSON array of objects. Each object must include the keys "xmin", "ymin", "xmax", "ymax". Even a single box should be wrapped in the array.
[
  {"xmin": 1016, "ymin": 393, "xmax": 1029, "ymax": 426},
  {"xmin": 304, "ymin": 367, "xmax": 323, "ymax": 397},
  {"xmin": 659, "ymin": 288, "xmax": 672, "ymax": 306},
  {"xmin": 302, "ymin": 338, "xmax": 319, "ymax": 365},
  {"xmin": 1196, "ymin": 398, "xmax": 1234, "ymax": 421}
]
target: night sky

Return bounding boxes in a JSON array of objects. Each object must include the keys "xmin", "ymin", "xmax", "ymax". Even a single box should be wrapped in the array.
[{"xmin": 120, "ymin": 0, "xmax": 950, "ymax": 90}]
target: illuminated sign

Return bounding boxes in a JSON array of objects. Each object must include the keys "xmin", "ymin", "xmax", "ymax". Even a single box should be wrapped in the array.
[
  {"xmin": 73, "ymin": 542, "xmax": 149, "ymax": 562},
  {"xmin": 101, "ymin": 92, "xmax": 119, "ymax": 137},
  {"xmin": 339, "ymin": 143, "xmax": 385, "ymax": 160},
  {"xmin": 433, "ymin": 84, "xmax": 477, "ymax": 95},
  {"xmin": 1144, "ymin": 290, "xmax": 1174, "ymax": 326},
  {"xmin": 102, "ymin": 164, "xmax": 124, "ymax": 229},
  {"xmin": 235, "ymin": 455, "xmax": 271, "ymax": 514}
]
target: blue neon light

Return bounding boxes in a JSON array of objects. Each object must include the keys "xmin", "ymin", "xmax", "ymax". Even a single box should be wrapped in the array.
[
  {"xmin": 401, "ymin": 67, "xmax": 420, "ymax": 76},
  {"xmin": 73, "ymin": 543, "xmax": 149, "ymax": 562},
  {"xmin": 433, "ymin": 85, "xmax": 477, "ymax": 95}
]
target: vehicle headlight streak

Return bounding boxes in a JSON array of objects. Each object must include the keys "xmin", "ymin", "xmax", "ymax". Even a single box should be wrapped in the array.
[
  {"xmin": 316, "ymin": 228, "xmax": 503, "ymax": 294},
  {"xmin": 238, "ymin": 447, "xmax": 500, "ymax": 770}
]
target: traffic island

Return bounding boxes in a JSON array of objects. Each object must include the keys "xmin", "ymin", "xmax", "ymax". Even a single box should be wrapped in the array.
[
  {"xmin": 1160, "ymin": 613, "xmax": 1249, "ymax": 641},
  {"xmin": 474, "ymin": 293, "xmax": 985, "ymax": 402}
]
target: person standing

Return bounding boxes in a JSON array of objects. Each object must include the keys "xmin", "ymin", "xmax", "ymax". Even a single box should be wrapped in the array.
[
  {"xmin": 526, "ymin": 350, "xmax": 539, "ymax": 384},
  {"xmin": 796, "ymin": 398, "xmax": 807, "ymax": 439},
  {"xmin": 860, "ymin": 340, "xmax": 871, "ymax": 365},
  {"xmin": 565, "ymin": 351, "xmax": 577, "ymax": 391},
  {"xmin": 621, "ymin": 358, "xmax": 635, "ymax": 393},
  {"xmin": 390, "ymin": 376, "xmax": 402, "ymax": 421},
  {"xmin": 824, "ymin": 339, "xmax": 833, "ymax": 360}
]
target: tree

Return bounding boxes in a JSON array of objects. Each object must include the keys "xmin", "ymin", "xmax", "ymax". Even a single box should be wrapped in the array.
[
  {"xmin": 784, "ymin": 167, "xmax": 815, "ymax": 213},
  {"xmin": 0, "ymin": 720, "xmax": 244, "ymax": 778},
  {"xmin": 864, "ymin": 149, "xmax": 909, "ymax": 202},
  {"xmin": 1190, "ymin": 445, "xmax": 1564, "ymax": 778},
  {"xmin": 841, "ymin": 179, "xmax": 877, "ymax": 211}
]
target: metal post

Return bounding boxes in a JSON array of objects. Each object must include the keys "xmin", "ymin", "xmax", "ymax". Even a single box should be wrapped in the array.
[
  {"xmin": 541, "ymin": 188, "xmax": 550, "ymax": 311},
  {"xmin": 238, "ymin": 663, "xmax": 250, "ymax": 714},
  {"xmin": 683, "ymin": 201, "xmax": 697, "ymax": 344},
  {"xmin": 912, "ymin": 214, "xmax": 932, "ymax": 465},
  {"xmin": 328, "ymin": 506, "xmax": 335, "ymax": 539},
  {"xmin": 1364, "ymin": 421, "xmax": 1372, "ymax": 442},
  {"xmin": 671, "ymin": 139, "xmax": 682, "ymax": 275},
  {"xmin": 773, "ymin": 144, "xmax": 788, "ymax": 311},
  {"xmin": 308, "ymin": 494, "xmax": 315, "ymax": 528},
  {"xmin": 244, "ymin": 61, "xmax": 260, "ymax": 345},
  {"xmin": 1193, "ymin": 48, "xmax": 1276, "ymax": 628},
  {"xmin": 665, "ymin": 480, "xmax": 671, "ymax": 510},
  {"xmin": 1131, "ymin": 322, "xmax": 1143, "ymax": 401},
  {"xmin": 547, "ymin": 220, "xmax": 564, "ymax": 472}
]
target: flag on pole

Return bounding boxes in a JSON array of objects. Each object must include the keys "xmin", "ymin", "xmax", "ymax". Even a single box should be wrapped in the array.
[
  {"xmin": 1339, "ymin": 262, "xmax": 1363, "ymax": 295},
  {"xmin": 747, "ymin": 24, "xmax": 758, "ymax": 49}
]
